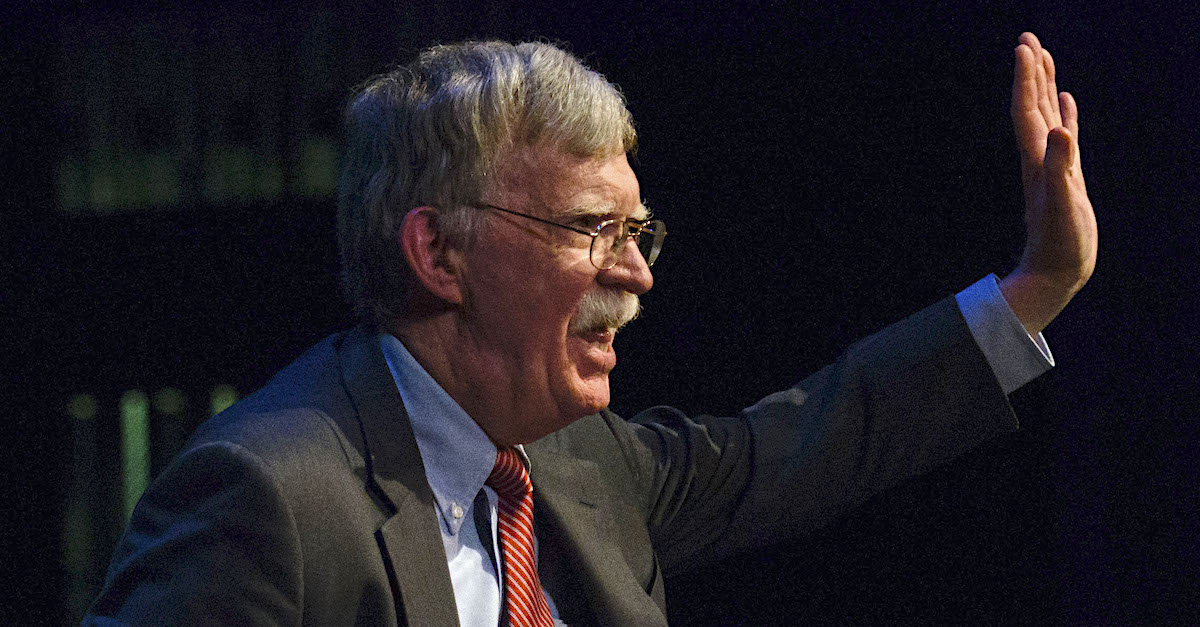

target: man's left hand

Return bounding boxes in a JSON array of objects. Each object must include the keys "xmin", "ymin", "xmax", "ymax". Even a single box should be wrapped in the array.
[{"xmin": 999, "ymin": 32, "xmax": 1098, "ymax": 335}]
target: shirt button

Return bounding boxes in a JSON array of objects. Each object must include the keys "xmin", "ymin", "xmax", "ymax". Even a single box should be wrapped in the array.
[{"xmin": 451, "ymin": 503, "xmax": 464, "ymax": 519}]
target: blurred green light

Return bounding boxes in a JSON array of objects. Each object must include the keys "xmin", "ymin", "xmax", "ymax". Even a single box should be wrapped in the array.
[
  {"xmin": 142, "ymin": 152, "xmax": 181, "ymax": 207},
  {"xmin": 257, "ymin": 160, "xmax": 283, "ymax": 199},
  {"xmin": 297, "ymin": 137, "xmax": 338, "ymax": 198},
  {"xmin": 204, "ymin": 146, "xmax": 255, "ymax": 202},
  {"xmin": 62, "ymin": 498, "xmax": 92, "ymax": 575},
  {"xmin": 153, "ymin": 387, "xmax": 187, "ymax": 415},
  {"xmin": 66, "ymin": 394, "xmax": 97, "ymax": 421},
  {"xmin": 119, "ymin": 390, "xmax": 150, "ymax": 520},
  {"xmin": 210, "ymin": 384, "xmax": 238, "ymax": 415},
  {"xmin": 89, "ymin": 167, "xmax": 116, "ymax": 211}
]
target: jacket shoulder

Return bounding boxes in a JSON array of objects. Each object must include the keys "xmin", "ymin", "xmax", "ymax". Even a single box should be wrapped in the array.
[{"xmin": 182, "ymin": 331, "xmax": 368, "ymax": 502}]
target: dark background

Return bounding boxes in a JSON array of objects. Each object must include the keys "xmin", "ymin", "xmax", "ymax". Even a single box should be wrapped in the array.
[{"xmin": 7, "ymin": 1, "xmax": 1198, "ymax": 624}]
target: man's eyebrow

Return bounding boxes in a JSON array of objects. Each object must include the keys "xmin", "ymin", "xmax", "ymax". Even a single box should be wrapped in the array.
[
  {"xmin": 559, "ymin": 201, "xmax": 651, "ymax": 220},
  {"xmin": 558, "ymin": 202, "xmax": 615, "ymax": 219}
]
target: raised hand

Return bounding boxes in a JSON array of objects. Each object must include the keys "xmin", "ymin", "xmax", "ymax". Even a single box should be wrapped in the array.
[{"xmin": 999, "ymin": 32, "xmax": 1097, "ymax": 335}]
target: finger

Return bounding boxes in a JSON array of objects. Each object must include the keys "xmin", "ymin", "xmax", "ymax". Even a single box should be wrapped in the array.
[
  {"xmin": 1013, "ymin": 44, "xmax": 1048, "ymax": 160},
  {"xmin": 1045, "ymin": 127, "xmax": 1075, "ymax": 178},
  {"xmin": 1059, "ymin": 92, "xmax": 1081, "ymax": 170},
  {"xmin": 1042, "ymin": 127, "xmax": 1084, "ymax": 234},
  {"xmin": 1060, "ymin": 91, "xmax": 1079, "ymax": 139},
  {"xmin": 1042, "ymin": 48, "xmax": 1061, "ymax": 122},
  {"xmin": 1033, "ymin": 50, "xmax": 1056, "ymax": 126},
  {"xmin": 1017, "ymin": 33, "xmax": 1056, "ymax": 127}
]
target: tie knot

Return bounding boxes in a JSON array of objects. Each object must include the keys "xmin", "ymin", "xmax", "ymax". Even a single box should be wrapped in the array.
[{"xmin": 486, "ymin": 447, "xmax": 531, "ymax": 501}]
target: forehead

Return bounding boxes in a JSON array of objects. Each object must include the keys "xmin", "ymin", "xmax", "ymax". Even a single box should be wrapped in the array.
[{"xmin": 495, "ymin": 144, "xmax": 641, "ymax": 217}]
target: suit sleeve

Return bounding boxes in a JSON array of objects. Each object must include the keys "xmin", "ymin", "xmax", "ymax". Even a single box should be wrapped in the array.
[
  {"xmin": 83, "ymin": 441, "xmax": 304, "ymax": 626},
  {"xmin": 620, "ymin": 296, "xmax": 1019, "ymax": 575}
]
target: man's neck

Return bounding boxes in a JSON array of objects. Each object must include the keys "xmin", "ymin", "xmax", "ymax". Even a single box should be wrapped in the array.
[{"xmin": 387, "ymin": 314, "xmax": 541, "ymax": 447}]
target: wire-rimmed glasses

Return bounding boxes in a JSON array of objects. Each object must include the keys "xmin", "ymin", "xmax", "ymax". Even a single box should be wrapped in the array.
[{"xmin": 477, "ymin": 204, "xmax": 666, "ymax": 270}]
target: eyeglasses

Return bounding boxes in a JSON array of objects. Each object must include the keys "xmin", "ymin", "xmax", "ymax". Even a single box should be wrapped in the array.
[{"xmin": 476, "ymin": 204, "xmax": 666, "ymax": 270}]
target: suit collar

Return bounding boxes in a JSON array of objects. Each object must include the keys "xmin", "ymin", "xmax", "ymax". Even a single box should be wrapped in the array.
[
  {"xmin": 336, "ymin": 326, "xmax": 666, "ymax": 626},
  {"xmin": 378, "ymin": 332, "xmax": 498, "ymax": 539},
  {"xmin": 336, "ymin": 325, "xmax": 461, "ymax": 626}
]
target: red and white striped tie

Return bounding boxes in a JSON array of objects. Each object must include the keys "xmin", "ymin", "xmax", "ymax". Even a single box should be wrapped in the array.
[{"xmin": 487, "ymin": 448, "xmax": 554, "ymax": 627}]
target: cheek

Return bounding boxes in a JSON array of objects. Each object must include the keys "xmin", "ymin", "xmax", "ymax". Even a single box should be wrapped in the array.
[
  {"xmin": 500, "ymin": 273, "xmax": 595, "ymax": 334},
  {"xmin": 464, "ymin": 271, "xmax": 576, "ymax": 363},
  {"xmin": 463, "ymin": 243, "xmax": 599, "ymax": 366}
]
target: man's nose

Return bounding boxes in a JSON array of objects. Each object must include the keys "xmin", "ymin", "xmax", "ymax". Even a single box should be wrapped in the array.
[{"xmin": 597, "ymin": 240, "xmax": 654, "ymax": 295}]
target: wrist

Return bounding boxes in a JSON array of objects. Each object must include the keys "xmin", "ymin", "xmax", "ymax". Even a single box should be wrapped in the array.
[{"xmin": 998, "ymin": 270, "xmax": 1080, "ymax": 336}]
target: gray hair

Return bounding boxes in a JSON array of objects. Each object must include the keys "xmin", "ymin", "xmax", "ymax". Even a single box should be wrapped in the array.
[{"xmin": 337, "ymin": 40, "xmax": 638, "ymax": 325}]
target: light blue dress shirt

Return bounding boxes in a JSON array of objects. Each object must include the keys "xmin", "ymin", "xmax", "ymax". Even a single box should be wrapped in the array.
[
  {"xmin": 380, "ymin": 335, "xmax": 565, "ymax": 626},
  {"xmin": 379, "ymin": 272, "xmax": 1052, "ymax": 625}
]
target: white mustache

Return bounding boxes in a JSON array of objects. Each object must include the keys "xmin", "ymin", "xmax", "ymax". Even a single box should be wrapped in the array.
[{"xmin": 569, "ymin": 289, "xmax": 641, "ymax": 335}]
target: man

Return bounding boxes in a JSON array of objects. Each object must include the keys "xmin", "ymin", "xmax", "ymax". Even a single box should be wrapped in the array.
[{"xmin": 86, "ymin": 32, "xmax": 1094, "ymax": 625}]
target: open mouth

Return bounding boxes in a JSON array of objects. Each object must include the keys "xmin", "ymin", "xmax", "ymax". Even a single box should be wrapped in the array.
[
  {"xmin": 578, "ymin": 327, "xmax": 615, "ymax": 345},
  {"xmin": 569, "ymin": 327, "xmax": 617, "ymax": 375}
]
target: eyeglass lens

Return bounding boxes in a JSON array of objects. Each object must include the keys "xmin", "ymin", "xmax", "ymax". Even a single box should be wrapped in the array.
[{"xmin": 592, "ymin": 220, "xmax": 664, "ymax": 269}]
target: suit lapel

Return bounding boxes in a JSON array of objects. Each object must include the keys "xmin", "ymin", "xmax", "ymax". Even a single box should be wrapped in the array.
[
  {"xmin": 337, "ymin": 327, "xmax": 460, "ymax": 627},
  {"xmin": 526, "ymin": 446, "xmax": 668, "ymax": 627},
  {"xmin": 334, "ymin": 327, "xmax": 666, "ymax": 625}
]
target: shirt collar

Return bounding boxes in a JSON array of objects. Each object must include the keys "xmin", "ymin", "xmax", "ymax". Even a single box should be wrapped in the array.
[{"xmin": 378, "ymin": 333, "xmax": 501, "ymax": 535}]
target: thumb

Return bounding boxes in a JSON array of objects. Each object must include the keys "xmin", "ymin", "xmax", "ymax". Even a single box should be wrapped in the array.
[{"xmin": 1044, "ymin": 127, "xmax": 1075, "ymax": 177}]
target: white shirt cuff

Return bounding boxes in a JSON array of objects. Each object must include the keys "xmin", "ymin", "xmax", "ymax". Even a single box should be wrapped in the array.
[{"xmin": 955, "ymin": 274, "xmax": 1054, "ymax": 395}]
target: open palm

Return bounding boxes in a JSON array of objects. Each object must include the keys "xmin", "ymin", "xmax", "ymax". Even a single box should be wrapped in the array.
[{"xmin": 1001, "ymin": 32, "xmax": 1097, "ymax": 334}]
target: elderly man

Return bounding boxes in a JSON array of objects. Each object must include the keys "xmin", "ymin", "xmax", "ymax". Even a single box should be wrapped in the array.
[{"xmin": 86, "ymin": 32, "xmax": 1094, "ymax": 625}]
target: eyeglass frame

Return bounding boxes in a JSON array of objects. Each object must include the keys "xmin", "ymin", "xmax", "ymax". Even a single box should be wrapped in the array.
[{"xmin": 474, "ymin": 203, "xmax": 665, "ymax": 270}]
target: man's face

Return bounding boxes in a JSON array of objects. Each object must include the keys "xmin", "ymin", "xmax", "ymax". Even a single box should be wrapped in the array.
[{"xmin": 456, "ymin": 145, "xmax": 653, "ymax": 442}]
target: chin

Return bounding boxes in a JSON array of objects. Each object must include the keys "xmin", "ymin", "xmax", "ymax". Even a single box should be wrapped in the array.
[{"xmin": 566, "ymin": 375, "xmax": 611, "ymax": 418}]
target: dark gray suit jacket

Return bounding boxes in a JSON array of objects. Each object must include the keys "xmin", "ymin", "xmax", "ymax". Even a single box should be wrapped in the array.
[{"xmin": 85, "ymin": 297, "xmax": 1018, "ymax": 626}]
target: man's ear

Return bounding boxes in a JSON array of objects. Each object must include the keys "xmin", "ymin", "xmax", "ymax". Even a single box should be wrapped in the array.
[{"xmin": 399, "ymin": 206, "xmax": 466, "ymax": 306}]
